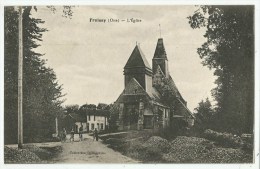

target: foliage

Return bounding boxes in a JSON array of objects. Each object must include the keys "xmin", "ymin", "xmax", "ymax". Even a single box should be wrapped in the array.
[
  {"xmin": 79, "ymin": 103, "xmax": 97, "ymax": 111},
  {"xmin": 153, "ymin": 78, "xmax": 178, "ymax": 118},
  {"xmin": 108, "ymin": 103, "xmax": 120, "ymax": 131},
  {"xmin": 203, "ymin": 129, "xmax": 253, "ymax": 153},
  {"xmin": 64, "ymin": 104, "xmax": 79, "ymax": 114},
  {"xmin": 188, "ymin": 6, "xmax": 254, "ymax": 134},
  {"xmin": 4, "ymin": 7, "xmax": 64, "ymax": 144},
  {"xmin": 97, "ymin": 103, "xmax": 109, "ymax": 110},
  {"xmin": 193, "ymin": 98, "xmax": 215, "ymax": 130},
  {"xmin": 46, "ymin": 6, "xmax": 74, "ymax": 18},
  {"xmin": 153, "ymin": 77, "xmax": 178, "ymax": 104},
  {"xmin": 204, "ymin": 129, "xmax": 242, "ymax": 147}
]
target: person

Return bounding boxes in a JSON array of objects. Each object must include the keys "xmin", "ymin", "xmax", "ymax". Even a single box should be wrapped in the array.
[
  {"xmin": 61, "ymin": 128, "xmax": 67, "ymax": 142},
  {"xmin": 79, "ymin": 125, "xmax": 83, "ymax": 141},
  {"xmin": 93, "ymin": 128, "xmax": 99, "ymax": 141},
  {"xmin": 70, "ymin": 128, "xmax": 74, "ymax": 142},
  {"xmin": 93, "ymin": 129, "xmax": 95, "ymax": 141}
]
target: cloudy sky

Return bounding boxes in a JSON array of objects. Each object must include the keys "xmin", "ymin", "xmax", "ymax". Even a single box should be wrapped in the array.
[{"xmin": 32, "ymin": 6, "xmax": 216, "ymax": 111}]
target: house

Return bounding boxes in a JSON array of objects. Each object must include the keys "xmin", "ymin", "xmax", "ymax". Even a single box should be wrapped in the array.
[
  {"xmin": 110, "ymin": 38, "xmax": 194, "ymax": 130},
  {"xmin": 86, "ymin": 109, "xmax": 110, "ymax": 132},
  {"xmin": 63, "ymin": 113, "xmax": 87, "ymax": 133}
]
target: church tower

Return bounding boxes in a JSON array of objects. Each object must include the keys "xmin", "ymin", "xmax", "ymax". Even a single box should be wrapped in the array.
[
  {"xmin": 152, "ymin": 38, "xmax": 169, "ymax": 78},
  {"xmin": 124, "ymin": 44, "xmax": 153, "ymax": 91}
]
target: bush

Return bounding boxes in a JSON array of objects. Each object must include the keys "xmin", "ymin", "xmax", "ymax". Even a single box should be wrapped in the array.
[
  {"xmin": 4, "ymin": 146, "xmax": 41, "ymax": 164},
  {"xmin": 203, "ymin": 129, "xmax": 243, "ymax": 148}
]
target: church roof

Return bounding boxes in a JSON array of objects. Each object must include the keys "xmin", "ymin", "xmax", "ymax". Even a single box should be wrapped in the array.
[
  {"xmin": 153, "ymin": 38, "xmax": 168, "ymax": 60},
  {"xmin": 177, "ymin": 98, "xmax": 195, "ymax": 118},
  {"xmin": 168, "ymin": 75, "xmax": 186, "ymax": 103},
  {"xmin": 116, "ymin": 77, "xmax": 165, "ymax": 106},
  {"xmin": 147, "ymin": 86, "xmax": 161, "ymax": 101},
  {"xmin": 124, "ymin": 45, "xmax": 151, "ymax": 69}
]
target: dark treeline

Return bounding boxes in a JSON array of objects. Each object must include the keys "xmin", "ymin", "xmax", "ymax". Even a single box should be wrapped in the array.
[
  {"xmin": 4, "ymin": 7, "xmax": 65, "ymax": 144},
  {"xmin": 189, "ymin": 6, "xmax": 254, "ymax": 134}
]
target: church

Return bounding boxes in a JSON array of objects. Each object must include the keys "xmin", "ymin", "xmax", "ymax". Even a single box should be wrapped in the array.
[{"xmin": 110, "ymin": 38, "xmax": 194, "ymax": 131}]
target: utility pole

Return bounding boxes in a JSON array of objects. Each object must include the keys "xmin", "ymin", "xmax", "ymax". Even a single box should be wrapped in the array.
[
  {"xmin": 55, "ymin": 117, "xmax": 58, "ymax": 136},
  {"xmin": 18, "ymin": 6, "xmax": 23, "ymax": 149}
]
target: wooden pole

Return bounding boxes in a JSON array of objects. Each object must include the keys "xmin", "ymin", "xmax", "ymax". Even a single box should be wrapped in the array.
[
  {"xmin": 55, "ymin": 117, "xmax": 58, "ymax": 135},
  {"xmin": 18, "ymin": 6, "xmax": 23, "ymax": 149}
]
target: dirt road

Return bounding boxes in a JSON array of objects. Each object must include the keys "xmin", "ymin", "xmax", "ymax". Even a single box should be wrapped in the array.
[{"xmin": 51, "ymin": 134, "xmax": 138, "ymax": 163}]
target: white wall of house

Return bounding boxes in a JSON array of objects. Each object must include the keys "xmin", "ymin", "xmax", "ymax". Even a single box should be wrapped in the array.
[{"xmin": 87, "ymin": 115, "xmax": 108, "ymax": 131}]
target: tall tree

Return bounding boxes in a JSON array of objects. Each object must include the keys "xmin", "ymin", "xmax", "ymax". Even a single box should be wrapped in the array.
[
  {"xmin": 188, "ymin": 6, "xmax": 254, "ymax": 134},
  {"xmin": 4, "ymin": 7, "xmax": 65, "ymax": 143},
  {"xmin": 65, "ymin": 104, "xmax": 79, "ymax": 114},
  {"xmin": 193, "ymin": 98, "xmax": 214, "ymax": 130}
]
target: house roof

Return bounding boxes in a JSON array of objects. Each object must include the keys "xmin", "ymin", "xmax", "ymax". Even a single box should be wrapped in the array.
[
  {"xmin": 124, "ymin": 45, "xmax": 152, "ymax": 70},
  {"xmin": 153, "ymin": 38, "xmax": 168, "ymax": 60},
  {"xmin": 67, "ymin": 113, "xmax": 86, "ymax": 122},
  {"xmin": 86, "ymin": 109, "xmax": 110, "ymax": 117}
]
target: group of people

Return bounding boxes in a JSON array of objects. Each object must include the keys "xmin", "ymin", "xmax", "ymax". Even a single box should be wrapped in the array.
[{"xmin": 60, "ymin": 126, "xmax": 99, "ymax": 142}]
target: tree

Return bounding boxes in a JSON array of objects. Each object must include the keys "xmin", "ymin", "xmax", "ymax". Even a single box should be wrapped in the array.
[
  {"xmin": 97, "ymin": 103, "xmax": 109, "ymax": 110},
  {"xmin": 79, "ymin": 103, "xmax": 97, "ymax": 111},
  {"xmin": 4, "ymin": 7, "xmax": 65, "ymax": 143},
  {"xmin": 194, "ymin": 98, "xmax": 214, "ymax": 130},
  {"xmin": 188, "ymin": 6, "xmax": 254, "ymax": 134},
  {"xmin": 64, "ymin": 104, "xmax": 79, "ymax": 114}
]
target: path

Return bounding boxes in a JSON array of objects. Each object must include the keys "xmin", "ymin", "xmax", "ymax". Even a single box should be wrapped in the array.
[{"xmin": 51, "ymin": 133, "xmax": 138, "ymax": 163}]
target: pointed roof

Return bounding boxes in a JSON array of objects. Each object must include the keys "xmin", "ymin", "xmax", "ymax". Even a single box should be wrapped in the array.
[
  {"xmin": 124, "ymin": 78, "xmax": 146, "ymax": 95},
  {"xmin": 153, "ymin": 38, "xmax": 167, "ymax": 60},
  {"xmin": 168, "ymin": 75, "xmax": 186, "ymax": 104},
  {"xmin": 124, "ymin": 45, "xmax": 151, "ymax": 69},
  {"xmin": 155, "ymin": 65, "xmax": 165, "ymax": 76},
  {"xmin": 115, "ymin": 77, "xmax": 167, "ymax": 106}
]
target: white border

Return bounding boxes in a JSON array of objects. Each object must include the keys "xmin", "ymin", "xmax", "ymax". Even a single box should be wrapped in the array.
[{"xmin": 0, "ymin": 1, "xmax": 259, "ymax": 169}]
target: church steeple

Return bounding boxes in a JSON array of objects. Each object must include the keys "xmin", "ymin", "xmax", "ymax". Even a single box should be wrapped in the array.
[
  {"xmin": 124, "ymin": 44, "xmax": 153, "ymax": 91},
  {"xmin": 152, "ymin": 38, "xmax": 169, "ymax": 78},
  {"xmin": 124, "ymin": 44, "xmax": 151, "ymax": 70}
]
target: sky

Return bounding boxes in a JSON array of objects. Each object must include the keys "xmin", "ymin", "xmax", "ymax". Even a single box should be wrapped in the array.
[{"xmin": 32, "ymin": 6, "xmax": 216, "ymax": 111}]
